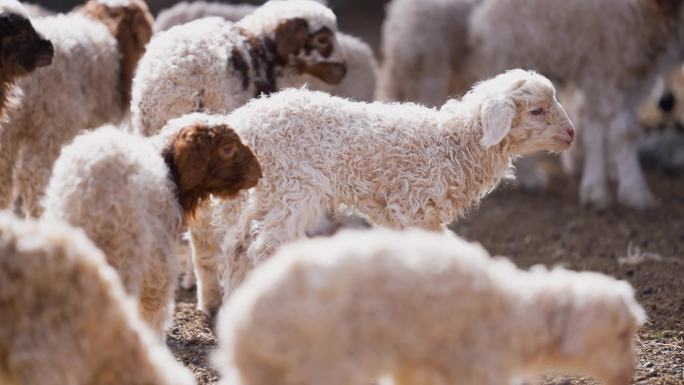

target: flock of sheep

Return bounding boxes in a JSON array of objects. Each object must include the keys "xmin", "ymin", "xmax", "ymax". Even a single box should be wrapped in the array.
[{"xmin": 0, "ymin": 0, "xmax": 681, "ymax": 384}]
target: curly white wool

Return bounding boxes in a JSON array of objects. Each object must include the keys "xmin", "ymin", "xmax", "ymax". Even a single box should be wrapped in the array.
[
  {"xmin": 42, "ymin": 127, "xmax": 183, "ymax": 334},
  {"xmin": 188, "ymin": 69, "xmax": 575, "ymax": 314},
  {"xmin": 214, "ymin": 228, "xmax": 645, "ymax": 385}
]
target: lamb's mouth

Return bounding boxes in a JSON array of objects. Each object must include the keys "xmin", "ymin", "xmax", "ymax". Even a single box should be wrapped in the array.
[{"xmin": 298, "ymin": 61, "xmax": 347, "ymax": 85}]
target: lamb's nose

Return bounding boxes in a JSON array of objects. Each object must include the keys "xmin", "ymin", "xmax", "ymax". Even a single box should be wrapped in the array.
[{"xmin": 566, "ymin": 126, "xmax": 575, "ymax": 139}]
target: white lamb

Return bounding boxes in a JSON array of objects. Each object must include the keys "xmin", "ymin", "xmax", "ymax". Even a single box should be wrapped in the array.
[
  {"xmin": 151, "ymin": 0, "xmax": 378, "ymax": 102},
  {"xmin": 189, "ymin": 69, "xmax": 575, "ymax": 314},
  {"xmin": 0, "ymin": 213, "xmax": 195, "ymax": 385},
  {"xmin": 378, "ymin": 0, "xmax": 684, "ymax": 209},
  {"xmin": 130, "ymin": 0, "xmax": 348, "ymax": 137},
  {"xmin": 0, "ymin": 0, "xmax": 153, "ymax": 217},
  {"xmin": 214, "ymin": 228, "xmax": 646, "ymax": 385},
  {"xmin": 41, "ymin": 122, "xmax": 262, "ymax": 333}
]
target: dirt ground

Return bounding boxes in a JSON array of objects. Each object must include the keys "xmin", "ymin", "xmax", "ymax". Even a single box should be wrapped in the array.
[{"xmin": 166, "ymin": 160, "xmax": 684, "ymax": 385}]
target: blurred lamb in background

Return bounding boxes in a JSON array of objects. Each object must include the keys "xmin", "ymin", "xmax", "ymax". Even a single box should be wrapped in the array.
[
  {"xmin": 638, "ymin": 65, "xmax": 684, "ymax": 176},
  {"xmin": 153, "ymin": 0, "xmax": 377, "ymax": 104},
  {"xmin": 131, "ymin": 0, "xmax": 348, "ymax": 137},
  {"xmin": 0, "ymin": 213, "xmax": 196, "ymax": 385},
  {"xmin": 0, "ymin": 0, "xmax": 153, "ymax": 217},
  {"xmin": 379, "ymin": 0, "xmax": 684, "ymax": 209},
  {"xmin": 215, "ymin": 228, "xmax": 645, "ymax": 385}
]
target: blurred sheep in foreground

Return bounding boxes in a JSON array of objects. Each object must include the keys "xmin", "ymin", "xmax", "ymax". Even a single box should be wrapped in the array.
[
  {"xmin": 215, "ymin": 228, "xmax": 645, "ymax": 385},
  {"xmin": 0, "ymin": 213, "xmax": 196, "ymax": 385}
]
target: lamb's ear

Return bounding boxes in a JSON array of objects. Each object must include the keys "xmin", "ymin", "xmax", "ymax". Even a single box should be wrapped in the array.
[
  {"xmin": 480, "ymin": 95, "xmax": 516, "ymax": 149},
  {"xmin": 172, "ymin": 124, "xmax": 212, "ymax": 191},
  {"xmin": 274, "ymin": 17, "xmax": 309, "ymax": 57}
]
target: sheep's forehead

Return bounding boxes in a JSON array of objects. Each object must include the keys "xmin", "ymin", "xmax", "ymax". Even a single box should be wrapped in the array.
[
  {"xmin": 518, "ymin": 79, "xmax": 555, "ymax": 102},
  {"xmin": 0, "ymin": 0, "xmax": 29, "ymax": 18}
]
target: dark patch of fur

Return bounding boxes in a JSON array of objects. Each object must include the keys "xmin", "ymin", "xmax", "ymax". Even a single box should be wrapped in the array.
[
  {"xmin": 229, "ymin": 47, "xmax": 250, "ymax": 91},
  {"xmin": 0, "ymin": 11, "xmax": 53, "ymax": 117},
  {"xmin": 79, "ymin": 0, "xmax": 153, "ymax": 110},
  {"xmin": 237, "ymin": 26, "xmax": 280, "ymax": 97}
]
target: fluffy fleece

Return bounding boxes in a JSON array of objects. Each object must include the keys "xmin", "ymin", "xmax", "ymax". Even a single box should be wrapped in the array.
[
  {"xmin": 188, "ymin": 69, "xmax": 575, "ymax": 314},
  {"xmin": 214, "ymin": 228, "xmax": 646, "ymax": 385},
  {"xmin": 41, "ymin": 124, "xmax": 262, "ymax": 333},
  {"xmin": 130, "ymin": 0, "xmax": 347, "ymax": 137},
  {"xmin": 0, "ymin": 213, "xmax": 195, "ymax": 385},
  {"xmin": 0, "ymin": 0, "xmax": 153, "ymax": 217},
  {"xmin": 378, "ymin": 0, "xmax": 684, "ymax": 209}
]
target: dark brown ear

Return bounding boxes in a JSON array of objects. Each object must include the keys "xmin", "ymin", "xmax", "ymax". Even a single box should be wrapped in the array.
[
  {"xmin": 274, "ymin": 17, "xmax": 309, "ymax": 58},
  {"xmin": 172, "ymin": 124, "xmax": 212, "ymax": 192},
  {"xmin": 79, "ymin": 0, "xmax": 153, "ymax": 106}
]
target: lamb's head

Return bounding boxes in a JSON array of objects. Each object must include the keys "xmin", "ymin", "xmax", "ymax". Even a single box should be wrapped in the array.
[
  {"xmin": 0, "ymin": 0, "xmax": 53, "ymax": 79},
  {"xmin": 468, "ymin": 69, "xmax": 574, "ymax": 156},
  {"xmin": 238, "ymin": 0, "xmax": 347, "ymax": 85},
  {"xmin": 161, "ymin": 114, "xmax": 263, "ymax": 218},
  {"xmin": 79, "ymin": 0, "xmax": 153, "ymax": 105},
  {"xmin": 542, "ymin": 272, "xmax": 645, "ymax": 385}
]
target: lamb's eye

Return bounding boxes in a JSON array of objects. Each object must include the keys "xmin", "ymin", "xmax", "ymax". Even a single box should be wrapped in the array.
[
  {"xmin": 221, "ymin": 145, "xmax": 236, "ymax": 158},
  {"xmin": 316, "ymin": 35, "xmax": 330, "ymax": 46},
  {"xmin": 530, "ymin": 108, "xmax": 545, "ymax": 116}
]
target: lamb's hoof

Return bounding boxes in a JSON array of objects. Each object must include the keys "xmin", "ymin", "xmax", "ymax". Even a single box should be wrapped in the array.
[
  {"xmin": 580, "ymin": 182, "xmax": 612, "ymax": 210},
  {"xmin": 198, "ymin": 293, "xmax": 222, "ymax": 319},
  {"xmin": 180, "ymin": 272, "xmax": 196, "ymax": 290},
  {"xmin": 618, "ymin": 187, "xmax": 656, "ymax": 210}
]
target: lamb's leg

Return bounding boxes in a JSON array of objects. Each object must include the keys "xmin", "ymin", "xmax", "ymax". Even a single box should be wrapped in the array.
[
  {"xmin": 221, "ymin": 197, "xmax": 323, "ymax": 299},
  {"xmin": 579, "ymin": 118, "xmax": 611, "ymax": 209},
  {"xmin": 0, "ymin": 126, "xmax": 20, "ymax": 210},
  {"xmin": 220, "ymin": 223, "xmax": 255, "ymax": 300},
  {"xmin": 189, "ymin": 226, "xmax": 222, "ymax": 316},
  {"xmin": 14, "ymin": 145, "xmax": 54, "ymax": 217},
  {"xmin": 558, "ymin": 85, "xmax": 585, "ymax": 176},
  {"xmin": 608, "ymin": 110, "xmax": 656, "ymax": 209},
  {"xmin": 191, "ymin": 198, "xmax": 243, "ymax": 316},
  {"xmin": 247, "ymin": 194, "xmax": 327, "ymax": 265},
  {"xmin": 180, "ymin": 249, "xmax": 196, "ymax": 289}
]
